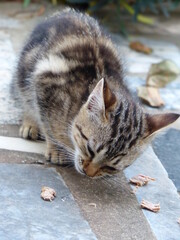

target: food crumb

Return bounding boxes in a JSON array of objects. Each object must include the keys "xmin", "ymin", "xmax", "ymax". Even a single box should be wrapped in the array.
[
  {"xmin": 41, "ymin": 186, "xmax": 56, "ymax": 201},
  {"xmin": 141, "ymin": 199, "xmax": 160, "ymax": 213},
  {"xmin": 130, "ymin": 174, "xmax": 155, "ymax": 187},
  {"xmin": 88, "ymin": 203, "xmax": 97, "ymax": 208}
]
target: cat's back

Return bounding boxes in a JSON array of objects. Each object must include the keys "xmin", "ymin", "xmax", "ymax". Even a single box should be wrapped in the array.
[
  {"xmin": 22, "ymin": 9, "xmax": 102, "ymax": 59},
  {"xmin": 17, "ymin": 9, "xmax": 122, "ymax": 94}
]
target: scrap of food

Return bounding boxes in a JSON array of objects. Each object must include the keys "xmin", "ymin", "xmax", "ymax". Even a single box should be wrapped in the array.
[
  {"xmin": 129, "ymin": 41, "xmax": 153, "ymax": 54},
  {"xmin": 130, "ymin": 174, "xmax": 155, "ymax": 187},
  {"xmin": 141, "ymin": 199, "xmax": 160, "ymax": 213},
  {"xmin": 41, "ymin": 186, "xmax": 56, "ymax": 201}
]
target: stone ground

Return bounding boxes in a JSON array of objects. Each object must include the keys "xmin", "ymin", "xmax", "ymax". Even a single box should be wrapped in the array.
[{"xmin": 0, "ymin": 2, "xmax": 180, "ymax": 240}]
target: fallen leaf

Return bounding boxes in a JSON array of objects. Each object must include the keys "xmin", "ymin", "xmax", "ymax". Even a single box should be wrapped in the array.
[
  {"xmin": 147, "ymin": 60, "xmax": 180, "ymax": 88},
  {"xmin": 41, "ymin": 186, "xmax": 56, "ymax": 202},
  {"xmin": 137, "ymin": 86, "xmax": 164, "ymax": 107},
  {"xmin": 141, "ymin": 199, "xmax": 160, "ymax": 213},
  {"xmin": 129, "ymin": 41, "xmax": 153, "ymax": 54},
  {"xmin": 9, "ymin": 5, "xmax": 45, "ymax": 19},
  {"xmin": 130, "ymin": 174, "xmax": 155, "ymax": 187}
]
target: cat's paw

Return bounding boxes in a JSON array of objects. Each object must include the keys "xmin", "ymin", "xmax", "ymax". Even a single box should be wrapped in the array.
[
  {"xmin": 19, "ymin": 125, "xmax": 39, "ymax": 140},
  {"xmin": 45, "ymin": 146, "xmax": 64, "ymax": 165}
]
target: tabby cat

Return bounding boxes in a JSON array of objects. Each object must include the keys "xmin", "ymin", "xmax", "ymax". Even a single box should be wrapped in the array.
[{"xmin": 14, "ymin": 9, "xmax": 179, "ymax": 178}]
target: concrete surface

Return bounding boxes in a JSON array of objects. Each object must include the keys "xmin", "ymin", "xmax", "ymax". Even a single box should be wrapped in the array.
[
  {"xmin": 125, "ymin": 146, "xmax": 180, "ymax": 240},
  {"xmin": 153, "ymin": 129, "xmax": 180, "ymax": 192},
  {"xmin": 0, "ymin": 164, "xmax": 97, "ymax": 240}
]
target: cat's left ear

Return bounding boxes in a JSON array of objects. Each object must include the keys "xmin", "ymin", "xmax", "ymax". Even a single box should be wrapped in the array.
[
  {"xmin": 87, "ymin": 78, "xmax": 116, "ymax": 118},
  {"xmin": 145, "ymin": 113, "xmax": 179, "ymax": 136}
]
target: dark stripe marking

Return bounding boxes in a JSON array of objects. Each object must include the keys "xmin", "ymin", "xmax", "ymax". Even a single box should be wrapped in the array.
[
  {"xmin": 113, "ymin": 158, "xmax": 121, "ymax": 165},
  {"xmin": 123, "ymin": 105, "xmax": 129, "ymax": 122},
  {"xmin": 128, "ymin": 137, "xmax": 138, "ymax": 149},
  {"xmin": 133, "ymin": 106, "xmax": 138, "ymax": 128},
  {"xmin": 137, "ymin": 115, "xmax": 143, "ymax": 137},
  {"xmin": 75, "ymin": 124, "xmax": 88, "ymax": 141},
  {"xmin": 111, "ymin": 102, "xmax": 123, "ymax": 138},
  {"xmin": 96, "ymin": 144, "xmax": 104, "ymax": 153},
  {"xmin": 87, "ymin": 143, "xmax": 95, "ymax": 158}
]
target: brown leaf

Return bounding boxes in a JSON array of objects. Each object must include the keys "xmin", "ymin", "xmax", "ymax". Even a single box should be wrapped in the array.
[
  {"xmin": 41, "ymin": 186, "xmax": 56, "ymax": 202},
  {"xmin": 147, "ymin": 60, "xmax": 180, "ymax": 88},
  {"xmin": 129, "ymin": 41, "xmax": 153, "ymax": 54},
  {"xmin": 141, "ymin": 199, "xmax": 160, "ymax": 213},
  {"xmin": 9, "ymin": 5, "xmax": 45, "ymax": 19},
  {"xmin": 137, "ymin": 86, "xmax": 164, "ymax": 107},
  {"xmin": 130, "ymin": 174, "xmax": 155, "ymax": 187}
]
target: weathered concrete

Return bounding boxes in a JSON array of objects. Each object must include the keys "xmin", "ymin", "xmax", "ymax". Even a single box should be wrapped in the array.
[
  {"xmin": 0, "ymin": 164, "xmax": 97, "ymax": 240},
  {"xmin": 58, "ymin": 167, "xmax": 156, "ymax": 240},
  {"xmin": 125, "ymin": 146, "xmax": 180, "ymax": 240},
  {"xmin": 153, "ymin": 129, "xmax": 180, "ymax": 192},
  {"xmin": 0, "ymin": 31, "xmax": 22, "ymax": 124}
]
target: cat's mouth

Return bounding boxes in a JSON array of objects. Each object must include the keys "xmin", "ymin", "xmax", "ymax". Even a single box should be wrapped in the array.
[{"xmin": 76, "ymin": 158, "xmax": 119, "ymax": 178}]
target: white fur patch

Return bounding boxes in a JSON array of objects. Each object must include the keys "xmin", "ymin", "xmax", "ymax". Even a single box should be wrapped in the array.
[{"xmin": 35, "ymin": 55, "xmax": 69, "ymax": 75}]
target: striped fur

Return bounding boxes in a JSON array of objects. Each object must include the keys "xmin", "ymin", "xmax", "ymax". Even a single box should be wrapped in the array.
[{"xmin": 14, "ymin": 9, "xmax": 179, "ymax": 177}]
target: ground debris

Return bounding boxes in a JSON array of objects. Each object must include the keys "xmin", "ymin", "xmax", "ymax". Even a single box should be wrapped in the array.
[
  {"xmin": 129, "ymin": 41, "xmax": 152, "ymax": 54},
  {"xmin": 9, "ymin": 5, "xmax": 45, "ymax": 19},
  {"xmin": 130, "ymin": 174, "xmax": 155, "ymax": 187},
  {"xmin": 41, "ymin": 186, "xmax": 56, "ymax": 202},
  {"xmin": 147, "ymin": 60, "xmax": 180, "ymax": 88},
  {"xmin": 141, "ymin": 199, "xmax": 160, "ymax": 213},
  {"xmin": 137, "ymin": 86, "xmax": 164, "ymax": 107},
  {"xmin": 88, "ymin": 203, "xmax": 97, "ymax": 208}
]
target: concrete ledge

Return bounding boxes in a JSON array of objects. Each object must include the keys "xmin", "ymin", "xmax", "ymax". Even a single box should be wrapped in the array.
[
  {"xmin": 124, "ymin": 146, "xmax": 180, "ymax": 240},
  {"xmin": 0, "ymin": 164, "xmax": 97, "ymax": 240}
]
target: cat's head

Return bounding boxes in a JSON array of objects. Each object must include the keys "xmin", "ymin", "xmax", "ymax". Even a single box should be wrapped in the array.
[{"xmin": 71, "ymin": 78, "xmax": 179, "ymax": 178}]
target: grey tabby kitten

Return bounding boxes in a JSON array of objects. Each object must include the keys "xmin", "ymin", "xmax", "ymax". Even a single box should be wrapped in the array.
[{"xmin": 15, "ymin": 9, "xmax": 179, "ymax": 178}]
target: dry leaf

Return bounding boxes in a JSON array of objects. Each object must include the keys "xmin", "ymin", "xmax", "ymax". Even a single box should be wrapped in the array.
[
  {"xmin": 41, "ymin": 186, "xmax": 56, "ymax": 201},
  {"xmin": 129, "ymin": 41, "xmax": 152, "ymax": 54},
  {"xmin": 130, "ymin": 174, "xmax": 155, "ymax": 187},
  {"xmin": 141, "ymin": 199, "xmax": 160, "ymax": 213},
  {"xmin": 9, "ymin": 5, "xmax": 45, "ymax": 19},
  {"xmin": 147, "ymin": 60, "xmax": 180, "ymax": 88},
  {"xmin": 137, "ymin": 86, "xmax": 164, "ymax": 107}
]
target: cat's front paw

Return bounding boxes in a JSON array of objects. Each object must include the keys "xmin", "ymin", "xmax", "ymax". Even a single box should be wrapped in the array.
[
  {"xmin": 45, "ymin": 145, "xmax": 67, "ymax": 165},
  {"xmin": 19, "ymin": 125, "xmax": 39, "ymax": 140}
]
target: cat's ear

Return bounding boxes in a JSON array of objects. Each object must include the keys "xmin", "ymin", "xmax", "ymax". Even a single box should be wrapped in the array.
[
  {"xmin": 87, "ymin": 78, "xmax": 116, "ymax": 118},
  {"xmin": 146, "ymin": 113, "xmax": 179, "ymax": 136}
]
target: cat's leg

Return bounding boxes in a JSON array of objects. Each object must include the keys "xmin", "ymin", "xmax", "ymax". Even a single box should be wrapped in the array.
[
  {"xmin": 19, "ymin": 113, "xmax": 39, "ymax": 140},
  {"xmin": 45, "ymin": 138, "xmax": 72, "ymax": 165}
]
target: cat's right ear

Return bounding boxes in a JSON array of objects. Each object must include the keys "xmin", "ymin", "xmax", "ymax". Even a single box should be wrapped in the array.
[
  {"xmin": 87, "ymin": 78, "xmax": 105, "ymax": 117},
  {"xmin": 145, "ymin": 113, "xmax": 180, "ymax": 136},
  {"xmin": 87, "ymin": 78, "xmax": 116, "ymax": 119}
]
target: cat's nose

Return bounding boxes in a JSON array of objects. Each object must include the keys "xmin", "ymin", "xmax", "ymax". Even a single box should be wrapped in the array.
[{"xmin": 82, "ymin": 160, "xmax": 99, "ymax": 177}]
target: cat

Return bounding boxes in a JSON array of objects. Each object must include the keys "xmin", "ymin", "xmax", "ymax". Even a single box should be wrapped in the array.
[{"xmin": 14, "ymin": 9, "xmax": 179, "ymax": 178}]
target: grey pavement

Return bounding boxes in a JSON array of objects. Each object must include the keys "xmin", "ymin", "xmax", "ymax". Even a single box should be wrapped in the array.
[
  {"xmin": 0, "ymin": 2, "xmax": 180, "ymax": 240},
  {"xmin": 153, "ymin": 129, "xmax": 180, "ymax": 192},
  {"xmin": 0, "ymin": 164, "xmax": 97, "ymax": 240}
]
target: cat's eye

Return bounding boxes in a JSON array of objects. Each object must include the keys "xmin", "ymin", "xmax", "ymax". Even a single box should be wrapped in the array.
[
  {"xmin": 101, "ymin": 166, "xmax": 119, "ymax": 174},
  {"xmin": 87, "ymin": 143, "xmax": 95, "ymax": 158}
]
